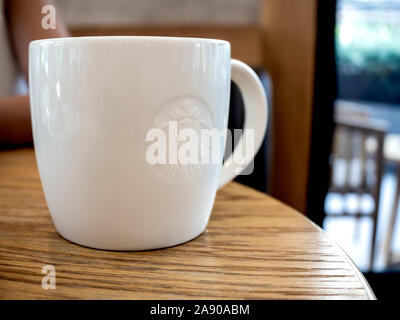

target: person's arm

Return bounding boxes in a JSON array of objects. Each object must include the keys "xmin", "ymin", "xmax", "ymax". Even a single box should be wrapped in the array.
[
  {"xmin": 5, "ymin": 0, "xmax": 70, "ymax": 80},
  {"xmin": 0, "ymin": 96, "xmax": 31, "ymax": 146},
  {"xmin": 0, "ymin": 0, "xmax": 69, "ymax": 146}
]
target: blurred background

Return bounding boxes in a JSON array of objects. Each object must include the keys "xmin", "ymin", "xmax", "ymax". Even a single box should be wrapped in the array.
[{"xmin": 3, "ymin": 0, "xmax": 400, "ymax": 298}]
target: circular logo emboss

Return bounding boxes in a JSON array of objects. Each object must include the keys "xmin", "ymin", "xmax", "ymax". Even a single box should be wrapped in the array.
[{"xmin": 145, "ymin": 96, "xmax": 214, "ymax": 180}]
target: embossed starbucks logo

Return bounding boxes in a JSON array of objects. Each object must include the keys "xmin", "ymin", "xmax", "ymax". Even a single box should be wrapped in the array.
[{"xmin": 145, "ymin": 96, "xmax": 214, "ymax": 180}]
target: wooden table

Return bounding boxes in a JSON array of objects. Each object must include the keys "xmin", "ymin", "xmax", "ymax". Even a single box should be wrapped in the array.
[{"xmin": 0, "ymin": 148, "xmax": 374, "ymax": 299}]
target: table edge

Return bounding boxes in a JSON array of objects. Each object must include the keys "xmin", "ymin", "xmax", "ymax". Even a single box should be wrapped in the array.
[{"xmin": 228, "ymin": 182, "xmax": 376, "ymax": 300}]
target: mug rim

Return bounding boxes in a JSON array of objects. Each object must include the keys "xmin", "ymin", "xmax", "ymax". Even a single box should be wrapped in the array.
[{"xmin": 29, "ymin": 36, "xmax": 231, "ymax": 47}]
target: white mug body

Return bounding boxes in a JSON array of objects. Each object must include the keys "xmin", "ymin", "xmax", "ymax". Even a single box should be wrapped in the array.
[{"xmin": 29, "ymin": 37, "xmax": 231, "ymax": 250}]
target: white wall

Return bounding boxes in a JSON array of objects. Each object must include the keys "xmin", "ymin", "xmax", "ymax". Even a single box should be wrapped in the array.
[{"xmin": 54, "ymin": 0, "xmax": 260, "ymax": 26}]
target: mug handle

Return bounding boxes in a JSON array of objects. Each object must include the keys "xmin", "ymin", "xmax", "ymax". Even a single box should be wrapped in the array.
[{"xmin": 218, "ymin": 59, "xmax": 268, "ymax": 189}]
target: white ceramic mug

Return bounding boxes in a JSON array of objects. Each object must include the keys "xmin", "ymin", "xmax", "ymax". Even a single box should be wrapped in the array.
[{"xmin": 29, "ymin": 36, "xmax": 268, "ymax": 250}]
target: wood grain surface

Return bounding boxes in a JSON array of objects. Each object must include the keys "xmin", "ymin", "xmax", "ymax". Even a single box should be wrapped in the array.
[{"xmin": 0, "ymin": 149, "xmax": 374, "ymax": 299}]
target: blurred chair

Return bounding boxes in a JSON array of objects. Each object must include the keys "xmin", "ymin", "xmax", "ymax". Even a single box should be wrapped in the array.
[
  {"xmin": 382, "ymin": 134, "xmax": 400, "ymax": 267},
  {"xmin": 327, "ymin": 104, "xmax": 387, "ymax": 270}
]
